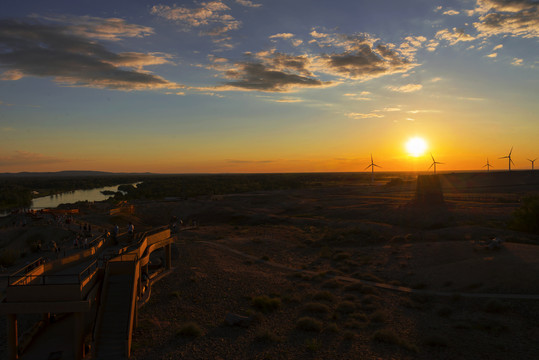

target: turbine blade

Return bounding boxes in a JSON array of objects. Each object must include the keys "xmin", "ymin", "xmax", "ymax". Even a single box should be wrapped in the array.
[
  {"xmin": 428, "ymin": 163, "xmax": 434, "ymax": 170},
  {"xmin": 509, "ymin": 146, "xmax": 513, "ymax": 156},
  {"xmin": 499, "ymin": 156, "xmax": 508, "ymax": 159},
  {"xmin": 364, "ymin": 164, "xmax": 372, "ymax": 170},
  {"xmin": 430, "ymin": 153, "xmax": 434, "ymax": 162}
]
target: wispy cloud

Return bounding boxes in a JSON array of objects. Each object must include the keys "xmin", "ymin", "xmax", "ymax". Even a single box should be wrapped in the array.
[
  {"xmin": 227, "ymin": 159, "xmax": 274, "ymax": 164},
  {"xmin": 235, "ymin": 0, "xmax": 262, "ymax": 8},
  {"xmin": 151, "ymin": 1, "xmax": 241, "ymax": 36},
  {"xmin": 269, "ymin": 33, "xmax": 294, "ymax": 40},
  {"xmin": 346, "ymin": 112, "xmax": 384, "ymax": 119},
  {"xmin": 512, "ymin": 57, "xmax": 524, "ymax": 65},
  {"xmin": 387, "ymin": 84, "xmax": 423, "ymax": 92},
  {"xmin": 443, "ymin": 10, "xmax": 461, "ymax": 15},
  {"xmin": 436, "ymin": 27, "xmax": 477, "ymax": 44},
  {"xmin": 31, "ymin": 14, "xmax": 154, "ymax": 40},
  {"xmin": 0, "ymin": 17, "xmax": 179, "ymax": 91},
  {"xmin": 0, "ymin": 150, "xmax": 69, "ymax": 166}
]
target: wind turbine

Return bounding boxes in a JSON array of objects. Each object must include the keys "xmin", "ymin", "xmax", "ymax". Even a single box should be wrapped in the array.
[
  {"xmin": 428, "ymin": 153, "xmax": 443, "ymax": 174},
  {"xmin": 528, "ymin": 158, "xmax": 537, "ymax": 170},
  {"xmin": 499, "ymin": 147, "xmax": 515, "ymax": 171},
  {"xmin": 482, "ymin": 158, "xmax": 493, "ymax": 172},
  {"xmin": 365, "ymin": 154, "xmax": 381, "ymax": 183}
]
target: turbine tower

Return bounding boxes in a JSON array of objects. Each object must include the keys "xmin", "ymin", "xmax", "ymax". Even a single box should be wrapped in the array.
[
  {"xmin": 499, "ymin": 147, "xmax": 514, "ymax": 171},
  {"xmin": 428, "ymin": 153, "xmax": 443, "ymax": 174},
  {"xmin": 482, "ymin": 158, "xmax": 493, "ymax": 172},
  {"xmin": 365, "ymin": 154, "xmax": 381, "ymax": 184},
  {"xmin": 528, "ymin": 158, "xmax": 537, "ymax": 170}
]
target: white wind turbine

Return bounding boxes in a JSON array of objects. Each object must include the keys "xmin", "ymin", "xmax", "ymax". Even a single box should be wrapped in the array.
[
  {"xmin": 528, "ymin": 158, "xmax": 537, "ymax": 170},
  {"xmin": 499, "ymin": 147, "xmax": 515, "ymax": 171},
  {"xmin": 482, "ymin": 158, "xmax": 493, "ymax": 172},
  {"xmin": 365, "ymin": 154, "xmax": 381, "ymax": 183},
  {"xmin": 428, "ymin": 153, "xmax": 443, "ymax": 174}
]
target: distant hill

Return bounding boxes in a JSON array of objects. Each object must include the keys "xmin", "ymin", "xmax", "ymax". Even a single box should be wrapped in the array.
[{"xmin": 0, "ymin": 171, "xmax": 153, "ymax": 178}]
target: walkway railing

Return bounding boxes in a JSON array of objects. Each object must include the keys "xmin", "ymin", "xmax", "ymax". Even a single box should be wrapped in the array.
[{"xmin": 8, "ymin": 260, "xmax": 98, "ymax": 286}]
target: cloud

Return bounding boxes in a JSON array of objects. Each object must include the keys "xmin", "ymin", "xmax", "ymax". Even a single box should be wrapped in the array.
[
  {"xmin": 227, "ymin": 159, "xmax": 274, "ymax": 164},
  {"xmin": 235, "ymin": 0, "xmax": 262, "ymax": 8},
  {"xmin": 272, "ymin": 97, "xmax": 303, "ymax": 103},
  {"xmin": 387, "ymin": 84, "xmax": 423, "ymax": 92},
  {"xmin": 512, "ymin": 57, "xmax": 524, "ymax": 65},
  {"xmin": 219, "ymin": 62, "xmax": 329, "ymax": 92},
  {"xmin": 487, "ymin": 52, "xmax": 498, "ymax": 57},
  {"xmin": 269, "ymin": 33, "xmax": 294, "ymax": 39},
  {"xmin": 0, "ymin": 150, "xmax": 69, "ymax": 166},
  {"xmin": 151, "ymin": 2, "xmax": 241, "ymax": 36},
  {"xmin": 0, "ymin": 18, "xmax": 180, "ymax": 91},
  {"xmin": 32, "ymin": 14, "xmax": 154, "ymax": 40},
  {"xmin": 435, "ymin": 28, "xmax": 477, "ymax": 44},
  {"xmin": 269, "ymin": 33, "xmax": 303, "ymax": 46},
  {"xmin": 473, "ymin": 0, "xmax": 539, "ymax": 38},
  {"xmin": 443, "ymin": 10, "xmax": 461, "ymax": 15},
  {"xmin": 493, "ymin": 44, "xmax": 504, "ymax": 50},
  {"xmin": 346, "ymin": 112, "xmax": 384, "ymax": 119},
  {"xmin": 315, "ymin": 34, "xmax": 418, "ymax": 80}
]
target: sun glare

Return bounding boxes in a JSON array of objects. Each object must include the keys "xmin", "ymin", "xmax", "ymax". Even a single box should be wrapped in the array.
[{"xmin": 406, "ymin": 137, "xmax": 428, "ymax": 157}]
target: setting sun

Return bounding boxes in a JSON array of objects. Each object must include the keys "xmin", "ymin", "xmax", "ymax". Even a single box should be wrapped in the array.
[{"xmin": 406, "ymin": 137, "xmax": 428, "ymax": 157}]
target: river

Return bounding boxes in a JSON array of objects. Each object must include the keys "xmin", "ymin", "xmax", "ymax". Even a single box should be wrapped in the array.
[{"xmin": 0, "ymin": 183, "xmax": 138, "ymax": 216}]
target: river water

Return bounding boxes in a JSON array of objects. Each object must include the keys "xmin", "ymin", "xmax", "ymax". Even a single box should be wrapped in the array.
[{"xmin": 0, "ymin": 183, "xmax": 137, "ymax": 216}]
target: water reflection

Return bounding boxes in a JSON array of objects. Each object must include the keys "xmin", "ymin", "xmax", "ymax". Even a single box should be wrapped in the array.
[{"xmin": 31, "ymin": 184, "xmax": 135, "ymax": 210}]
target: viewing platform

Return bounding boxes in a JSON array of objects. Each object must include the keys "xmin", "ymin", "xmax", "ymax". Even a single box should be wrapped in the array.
[{"xmin": 0, "ymin": 226, "xmax": 176, "ymax": 360}]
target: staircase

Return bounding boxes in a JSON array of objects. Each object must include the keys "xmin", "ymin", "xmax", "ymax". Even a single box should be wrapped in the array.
[{"xmin": 94, "ymin": 273, "xmax": 134, "ymax": 359}]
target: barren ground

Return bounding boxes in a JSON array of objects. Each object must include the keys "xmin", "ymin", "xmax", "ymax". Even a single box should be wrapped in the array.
[{"xmin": 2, "ymin": 182, "xmax": 539, "ymax": 359}]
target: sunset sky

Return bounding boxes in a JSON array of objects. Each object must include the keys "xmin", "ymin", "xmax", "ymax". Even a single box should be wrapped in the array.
[{"xmin": 1, "ymin": 0, "xmax": 538, "ymax": 173}]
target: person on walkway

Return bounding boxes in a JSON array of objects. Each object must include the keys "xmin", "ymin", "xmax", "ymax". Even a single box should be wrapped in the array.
[{"xmin": 128, "ymin": 222, "xmax": 134, "ymax": 240}]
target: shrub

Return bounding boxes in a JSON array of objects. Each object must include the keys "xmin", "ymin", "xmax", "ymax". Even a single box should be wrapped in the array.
[
  {"xmin": 0, "ymin": 248, "xmax": 20, "ymax": 267},
  {"xmin": 372, "ymin": 329, "xmax": 419, "ymax": 352},
  {"xmin": 296, "ymin": 317, "xmax": 323, "ymax": 332},
  {"xmin": 321, "ymin": 279, "xmax": 343, "ymax": 289},
  {"xmin": 312, "ymin": 291, "xmax": 335, "ymax": 302},
  {"xmin": 252, "ymin": 295, "xmax": 281, "ymax": 313},
  {"xmin": 302, "ymin": 302, "xmax": 331, "ymax": 315},
  {"xmin": 336, "ymin": 301, "xmax": 356, "ymax": 314},
  {"xmin": 254, "ymin": 330, "xmax": 283, "ymax": 343},
  {"xmin": 305, "ymin": 338, "xmax": 322, "ymax": 351},
  {"xmin": 369, "ymin": 310, "xmax": 387, "ymax": 323},
  {"xmin": 176, "ymin": 322, "xmax": 203, "ymax": 337},
  {"xmin": 511, "ymin": 195, "xmax": 539, "ymax": 233}
]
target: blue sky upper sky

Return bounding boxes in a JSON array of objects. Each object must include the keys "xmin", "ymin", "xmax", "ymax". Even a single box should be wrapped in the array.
[{"xmin": 1, "ymin": 0, "xmax": 538, "ymax": 173}]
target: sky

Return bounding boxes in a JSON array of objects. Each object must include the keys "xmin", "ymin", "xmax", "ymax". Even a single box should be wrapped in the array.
[{"xmin": 0, "ymin": 0, "xmax": 538, "ymax": 173}]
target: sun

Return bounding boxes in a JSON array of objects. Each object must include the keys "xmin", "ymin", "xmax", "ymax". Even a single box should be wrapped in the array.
[{"xmin": 405, "ymin": 137, "xmax": 428, "ymax": 157}]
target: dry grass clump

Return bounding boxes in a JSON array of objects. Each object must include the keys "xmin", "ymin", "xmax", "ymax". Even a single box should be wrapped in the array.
[
  {"xmin": 369, "ymin": 310, "xmax": 387, "ymax": 323},
  {"xmin": 176, "ymin": 322, "xmax": 203, "ymax": 337},
  {"xmin": 252, "ymin": 295, "xmax": 281, "ymax": 313},
  {"xmin": 302, "ymin": 302, "xmax": 331, "ymax": 315},
  {"xmin": 254, "ymin": 329, "xmax": 283, "ymax": 343},
  {"xmin": 372, "ymin": 328, "xmax": 419, "ymax": 353},
  {"xmin": 296, "ymin": 317, "xmax": 323, "ymax": 332},
  {"xmin": 336, "ymin": 300, "xmax": 356, "ymax": 314},
  {"xmin": 312, "ymin": 290, "xmax": 335, "ymax": 302},
  {"xmin": 0, "ymin": 248, "xmax": 20, "ymax": 267}
]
